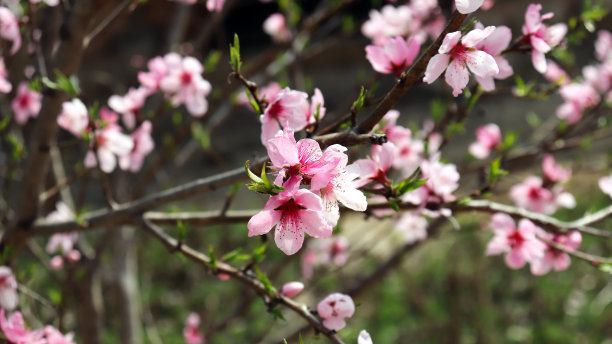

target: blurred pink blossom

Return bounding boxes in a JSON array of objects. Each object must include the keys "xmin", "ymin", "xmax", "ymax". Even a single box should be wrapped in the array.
[
  {"xmin": 358, "ymin": 330, "xmax": 374, "ymax": 344},
  {"xmin": 108, "ymin": 87, "xmax": 148, "ymax": 129},
  {"xmin": 0, "ymin": 58, "xmax": 11, "ymax": 93},
  {"xmin": 468, "ymin": 123, "xmax": 501, "ymax": 159},
  {"xmin": 366, "ymin": 36, "xmax": 420, "ymax": 77},
  {"xmin": 183, "ymin": 313, "xmax": 205, "ymax": 344},
  {"xmin": 0, "ymin": 7, "xmax": 21, "ymax": 55},
  {"xmin": 542, "ymin": 154, "xmax": 571, "ymax": 183},
  {"xmin": 395, "ymin": 212, "xmax": 428, "ymax": 244},
  {"xmin": 160, "ymin": 55, "xmax": 212, "ymax": 117},
  {"xmin": 599, "ymin": 175, "xmax": 612, "ymax": 197},
  {"xmin": 206, "ymin": 0, "xmax": 225, "ymax": 12},
  {"xmin": 0, "ymin": 309, "xmax": 45, "ymax": 344},
  {"xmin": 455, "ymin": 0, "xmax": 484, "ymax": 14},
  {"xmin": 530, "ymin": 230, "xmax": 581, "ymax": 275},
  {"xmin": 522, "ymin": 3, "xmax": 567, "ymax": 73},
  {"xmin": 58, "ymin": 99, "xmax": 90, "ymax": 138},
  {"xmin": 263, "ymin": 13, "xmax": 291, "ymax": 42},
  {"xmin": 509, "ymin": 176, "xmax": 574, "ymax": 215},
  {"xmin": 317, "ymin": 293, "xmax": 355, "ymax": 331},
  {"xmin": 12, "ymin": 83, "xmax": 42, "ymax": 125},
  {"xmin": 84, "ymin": 126, "xmax": 134, "ymax": 173},
  {"xmin": 119, "ymin": 120, "xmax": 155, "ymax": 172},
  {"xmin": 0, "ymin": 267, "xmax": 18, "ymax": 311},
  {"xmin": 485, "ymin": 213, "xmax": 546, "ymax": 269},
  {"xmin": 354, "ymin": 142, "xmax": 396, "ymax": 188},
  {"xmin": 280, "ymin": 281, "xmax": 304, "ymax": 298}
]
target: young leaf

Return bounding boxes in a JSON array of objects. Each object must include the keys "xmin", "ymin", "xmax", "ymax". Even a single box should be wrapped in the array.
[{"xmin": 488, "ymin": 157, "xmax": 508, "ymax": 184}]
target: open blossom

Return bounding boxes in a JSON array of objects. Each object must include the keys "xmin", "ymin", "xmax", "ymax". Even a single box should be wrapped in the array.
[
  {"xmin": 119, "ymin": 120, "xmax": 154, "ymax": 172},
  {"xmin": 0, "ymin": 309, "xmax": 45, "ymax": 344},
  {"xmin": 509, "ymin": 176, "xmax": 574, "ymax": 215},
  {"xmin": 0, "ymin": 7, "xmax": 21, "ymax": 55},
  {"xmin": 531, "ymin": 230, "xmax": 581, "ymax": 275},
  {"xmin": 556, "ymin": 82, "xmax": 599, "ymax": 124},
  {"xmin": 468, "ymin": 123, "xmax": 501, "ymax": 159},
  {"xmin": 160, "ymin": 55, "xmax": 212, "ymax": 117},
  {"xmin": 0, "ymin": 58, "xmax": 11, "ymax": 93},
  {"xmin": 473, "ymin": 24, "xmax": 514, "ymax": 91},
  {"xmin": 595, "ymin": 30, "xmax": 612, "ymax": 62},
  {"xmin": 263, "ymin": 13, "xmax": 291, "ymax": 43},
  {"xmin": 366, "ymin": 36, "xmax": 420, "ymax": 77},
  {"xmin": 45, "ymin": 202, "xmax": 80, "ymax": 269},
  {"xmin": 206, "ymin": 0, "xmax": 225, "ymax": 12},
  {"xmin": 361, "ymin": 5, "xmax": 413, "ymax": 46},
  {"xmin": 301, "ymin": 236, "xmax": 350, "ymax": 279},
  {"xmin": 395, "ymin": 212, "xmax": 428, "ymax": 244},
  {"xmin": 583, "ymin": 64, "xmax": 612, "ymax": 94},
  {"xmin": 485, "ymin": 214, "xmax": 546, "ymax": 269},
  {"xmin": 85, "ymin": 126, "xmax": 134, "ymax": 173},
  {"xmin": 358, "ymin": 330, "xmax": 374, "ymax": 344},
  {"xmin": 108, "ymin": 87, "xmax": 148, "ymax": 129},
  {"xmin": 314, "ymin": 146, "xmax": 367, "ymax": 227},
  {"xmin": 0, "ymin": 267, "xmax": 18, "ymax": 310},
  {"xmin": 599, "ymin": 175, "xmax": 612, "ymax": 197},
  {"xmin": 138, "ymin": 56, "xmax": 168, "ymax": 93},
  {"xmin": 260, "ymin": 88, "xmax": 308, "ymax": 144},
  {"xmin": 542, "ymin": 155, "xmax": 571, "ymax": 183},
  {"xmin": 423, "ymin": 27, "xmax": 499, "ymax": 97},
  {"xmin": 183, "ymin": 313, "xmax": 205, "ymax": 344},
  {"xmin": 280, "ymin": 281, "xmax": 304, "ymax": 298},
  {"xmin": 522, "ymin": 3, "xmax": 568, "ymax": 73},
  {"xmin": 266, "ymin": 128, "xmax": 341, "ymax": 190},
  {"xmin": 12, "ymin": 83, "xmax": 42, "ymax": 125},
  {"xmin": 455, "ymin": 0, "xmax": 484, "ymax": 14},
  {"xmin": 317, "ymin": 293, "xmax": 355, "ymax": 331},
  {"xmin": 354, "ymin": 142, "xmax": 396, "ymax": 188},
  {"xmin": 248, "ymin": 176, "xmax": 332, "ymax": 255},
  {"xmin": 57, "ymin": 99, "xmax": 90, "ymax": 137}
]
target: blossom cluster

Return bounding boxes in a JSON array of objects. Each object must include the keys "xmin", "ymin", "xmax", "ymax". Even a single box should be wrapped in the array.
[{"xmin": 1, "ymin": 309, "xmax": 75, "ymax": 344}]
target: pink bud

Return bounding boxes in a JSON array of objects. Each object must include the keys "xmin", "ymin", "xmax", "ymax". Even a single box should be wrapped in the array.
[
  {"xmin": 50, "ymin": 256, "xmax": 64, "ymax": 270},
  {"xmin": 280, "ymin": 281, "xmax": 304, "ymax": 298}
]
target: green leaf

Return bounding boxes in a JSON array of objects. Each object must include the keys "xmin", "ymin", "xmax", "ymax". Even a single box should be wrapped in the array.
[
  {"xmin": 245, "ymin": 160, "xmax": 263, "ymax": 184},
  {"xmin": 177, "ymin": 220, "xmax": 187, "ymax": 241},
  {"xmin": 245, "ymin": 88, "xmax": 261, "ymax": 114},
  {"xmin": 389, "ymin": 198, "xmax": 400, "ymax": 212},
  {"xmin": 205, "ymin": 50, "xmax": 222, "ymax": 71},
  {"xmin": 501, "ymin": 131, "xmax": 517, "ymax": 152},
  {"xmin": 488, "ymin": 157, "xmax": 508, "ymax": 184},
  {"xmin": 599, "ymin": 263, "xmax": 612, "ymax": 274},
  {"xmin": 393, "ymin": 168, "xmax": 427, "ymax": 196},
  {"xmin": 222, "ymin": 248, "xmax": 251, "ymax": 263},
  {"xmin": 245, "ymin": 161, "xmax": 285, "ymax": 195},
  {"xmin": 253, "ymin": 242, "xmax": 267, "ymax": 264},
  {"xmin": 430, "ymin": 98, "xmax": 447, "ymax": 121},
  {"xmin": 255, "ymin": 266, "xmax": 276, "ymax": 295},
  {"xmin": 208, "ymin": 246, "xmax": 218, "ymax": 270},
  {"xmin": 191, "ymin": 122, "xmax": 210, "ymax": 150},
  {"xmin": 351, "ymin": 86, "xmax": 367, "ymax": 113},
  {"xmin": 229, "ymin": 34, "xmax": 242, "ymax": 72}
]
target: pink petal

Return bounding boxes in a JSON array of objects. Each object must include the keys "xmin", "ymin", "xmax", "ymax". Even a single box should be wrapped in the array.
[
  {"xmin": 505, "ymin": 249, "xmax": 526, "ymax": 269},
  {"xmin": 423, "ymin": 53, "xmax": 449, "ymax": 84},
  {"xmin": 439, "ymin": 32, "xmax": 462, "ymax": 54},
  {"xmin": 532, "ymin": 50, "xmax": 547, "ymax": 73},
  {"xmin": 455, "ymin": 0, "xmax": 484, "ymax": 14},
  {"xmin": 483, "ymin": 26, "xmax": 512, "ymax": 55},
  {"xmin": 248, "ymin": 210, "xmax": 282, "ymax": 236},
  {"xmin": 366, "ymin": 45, "xmax": 392, "ymax": 74},
  {"xmin": 297, "ymin": 209, "xmax": 333, "ymax": 238},
  {"xmin": 274, "ymin": 213, "xmax": 306, "ymax": 255},
  {"xmin": 465, "ymin": 50, "xmax": 499, "ymax": 78},
  {"xmin": 444, "ymin": 58, "xmax": 470, "ymax": 97}
]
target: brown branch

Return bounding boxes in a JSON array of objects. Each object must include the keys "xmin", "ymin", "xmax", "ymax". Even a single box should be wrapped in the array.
[{"xmin": 139, "ymin": 218, "xmax": 346, "ymax": 344}]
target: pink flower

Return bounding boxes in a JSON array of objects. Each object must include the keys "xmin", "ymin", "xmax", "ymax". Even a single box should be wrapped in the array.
[
  {"xmin": 183, "ymin": 313, "xmax": 205, "ymax": 344},
  {"xmin": 0, "ymin": 309, "xmax": 47, "ymax": 344},
  {"xmin": 248, "ymin": 176, "xmax": 332, "ymax": 255},
  {"xmin": 473, "ymin": 24, "xmax": 514, "ymax": 91},
  {"xmin": 509, "ymin": 176, "xmax": 574, "ymax": 215},
  {"xmin": 455, "ymin": 0, "xmax": 484, "ymax": 14},
  {"xmin": 119, "ymin": 120, "xmax": 154, "ymax": 172},
  {"xmin": 84, "ymin": 127, "xmax": 134, "ymax": 173},
  {"xmin": 530, "ymin": 230, "xmax": 581, "ymax": 275},
  {"xmin": 301, "ymin": 250, "xmax": 317, "ymax": 279},
  {"xmin": 366, "ymin": 36, "xmax": 420, "ymax": 77},
  {"xmin": 11, "ymin": 83, "xmax": 42, "ymax": 125},
  {"xmin": 43, "ymin": 326, "xmax": 76, "ymax": 344},
  {"xmin": 377, "ymin": 110, "xmax": 411, "ymax": 143},
  {"xmin": 315, "ymin": 146, "xmax": 367, "ymax": 227},
  {"xmin": 138, "ymin": 56, "xmax": 169, "ymax": 93},
  {"xmin": 423, "ymin": 27, "xmax": 499, "ymax": 97},
  {"xmin": 263, "ymin": 13, "xmax": 291, "ymax": 43},
  {"xmin": 280, "ymin": 281, "xmax": 304, "ymax": 298},
  {"xmin": 0, "ymin": 267, "xmax": 18, "ymax": 311},
  {"xmin": 266, "ymin": 128, "xmax": 341, "ymax": 190},
  {"xmin": 260, "ymin": 88, "xmax": 309, "ymax": 144},
  {"xmin": 421, "ymin": 155, "xmax": 460, "ymax": 202},
  {"xmin": 485, "ymin": 214, "xmax": 546, "ymax": 269},
  {"xmin": 108, "ymin": 87, "xmax": 148, "ymax": 129},
  {"xmin": 236, "ymin": 81, "xmax": 281, "ymax": 110},
  {"xmin": 160, "ymin": 55, "xmax": 211, "ymax": 117},
  {"xmin": 582, "ymin": 64, "xmax": 611, "ymax": 94},
  {"xmin": 317, "ymin": 293, "xmax": 355, "ymax": 331},
  {"xmin": 361, "ymin": 5, "xmax": 413, "ymax": 46},
  {"xmin": 468, "ymin": 123, "xmax": 501, "ymax": 159},
  {"xmin": 0, "ymin": 7, "xmax": 21, "ymax": 55},
  {"xmin": 305, "ymin": 88, "xmax": 326, "ymax": 125},
  {"xmin": 595, "ymin": 30, "xmax": 612, "ymax": 62},
  {"xmin": 542, "ymin": 59, "xmax": 568, "ymax": 84},
  {"xmin": 556, "ymin": 82, "xmax": 599, "ymax": 124},
  {"xmin": 522, "ymin": 3, "xmax": 568, "ymax": 73},
  {"xmin": 542, "ymin": 154, "xmax": 571, "ymax": 183},
  {"xmin": 50, "ymin": 256, "xmax": 64, "ymax": 270},
  {"xmin": 354, "ymin": 142, "xmax": 396, "ymax": 188},
  {"xmin": 358, "ymin": 330, "xmax": 373, "ymax": 344},
  {"xmin": 481, "ymin": 0, "xmax": 495, "ymax": 10},
  {"xmin": 395, "ymin": 212, "xmax": 428, "ymax": 244},
  {"xmin": 599, "ymin": 175, "xmax": 612, "ymax": 197},
  {"xmin": 206, "ymin": 0, "xmax": 225, "ymax": 12},
  {"xmin": 0, "ymin": 58, "xmax": 11, "ymax": 93},
  {"xmin": 58, "ymin": 99, "xmax": 90, "ymax": 138}
]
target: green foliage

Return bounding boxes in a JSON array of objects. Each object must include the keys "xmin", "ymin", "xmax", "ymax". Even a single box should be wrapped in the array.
[
  {"xmin": 191, "ymin": 122, "xmax": 211, "ymax": 150},
  {"xmin": 221, "ymin": 248, "xmax": 251, "ymax": 263},
  {"xmin": 229, "ymin": 34, "xmax": 242, "ymax": 73},
  {"xmin": 352, "ymin": 86, "xmax": 367, "ymax": 113},
  {"xmin": 245, "ymin": 88, "xmax": 261, "ymax": 114},
  {"xmin": 430, "ymin": 98, "xmax": 447, "ymax": 121},
  {"xmin": 393, "ymin": 168, "xmax": 427, "ymax": 196},
  {"xmin": 501, "ymin": 131, "xmax": 517, "ymax": 152},
  {"xmin": 205, "ymin": 50, "xmax": 222, "ymax": 71},
  {"xmin": 42, "ymin": 70, "xmax": 80, "ymax": 97},
  {"xmin": 245, "ymin": 161, "xmax": 285, "ymax": 195},
  {"xmin": 254, "ymin": 266, "xmax": 276, "ymax": 295},
  {"xmin": 582, "ymin": 0, "xmax": 608, "ymax": 33},
  {"xmin": 488, "ymin": 157, "xmax": 508, "ymax": 184}
]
